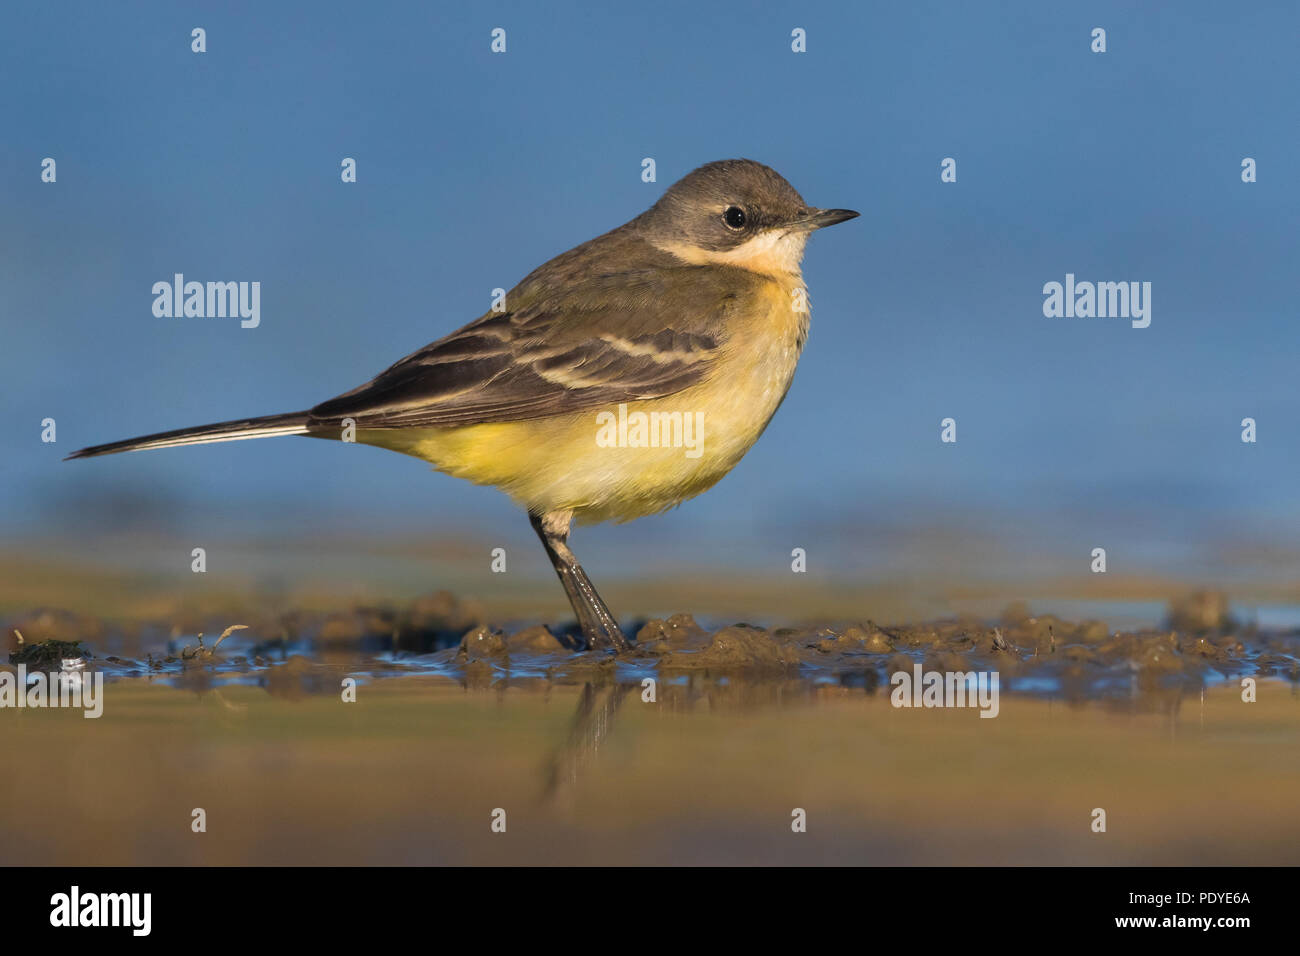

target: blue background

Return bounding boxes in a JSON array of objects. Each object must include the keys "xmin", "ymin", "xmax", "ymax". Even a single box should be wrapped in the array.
[{"xmin": 3, "ymin": 1, "xmax": 1297, "ymax": 593}]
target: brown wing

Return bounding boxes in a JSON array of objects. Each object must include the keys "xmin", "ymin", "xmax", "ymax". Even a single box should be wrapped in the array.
[{"xmin": 308, "ymin": 268, "xmax": 745, "ymax": 429}]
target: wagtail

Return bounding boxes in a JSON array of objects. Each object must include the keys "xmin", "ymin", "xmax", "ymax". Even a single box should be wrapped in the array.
[{"xmin": 68, "ymin": 159, "xmax": 858, "ymax": 652}]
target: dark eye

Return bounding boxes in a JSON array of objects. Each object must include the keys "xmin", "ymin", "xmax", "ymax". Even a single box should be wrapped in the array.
[{"xmin": 723, "ymin": 206, "xmax": 747, "ymax": 230}]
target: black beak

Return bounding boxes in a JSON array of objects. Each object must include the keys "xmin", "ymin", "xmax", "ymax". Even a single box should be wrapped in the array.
[{"xmin": 795, "ymin": 207, "xmax": 860, "ymax": 231}]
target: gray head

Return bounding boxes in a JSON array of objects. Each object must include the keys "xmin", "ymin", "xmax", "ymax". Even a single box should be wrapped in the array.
[{"xmin": 638, "ymin": 159, "xmax": 858, "ymax": 275}]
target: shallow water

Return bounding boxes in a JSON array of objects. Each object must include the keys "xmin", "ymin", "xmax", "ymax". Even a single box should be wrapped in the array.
[{"xmin": 3, "ymin": 606, "xmax": 1299, "ymax": 865}]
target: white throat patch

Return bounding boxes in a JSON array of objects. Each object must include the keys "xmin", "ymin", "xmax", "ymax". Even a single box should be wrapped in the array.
[{"xmin": 654, "ymin": 229, "xmax": 810, "ymax": 279}]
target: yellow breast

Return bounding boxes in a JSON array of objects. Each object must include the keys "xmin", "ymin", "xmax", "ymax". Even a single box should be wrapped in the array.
[{"xmin": 360, "ymin": 273, "xmax": 808, "ymax": 524}]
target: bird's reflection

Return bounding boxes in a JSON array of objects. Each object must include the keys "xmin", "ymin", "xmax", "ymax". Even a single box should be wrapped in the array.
[{"xmin": 541, "ymin": 681, "xmax": 634, "ymax": 801}]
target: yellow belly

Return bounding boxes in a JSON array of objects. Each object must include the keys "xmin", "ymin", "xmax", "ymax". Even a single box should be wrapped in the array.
[{"xmin": 358, "ymin": 278, "xmax": 808, "ymax": 524}]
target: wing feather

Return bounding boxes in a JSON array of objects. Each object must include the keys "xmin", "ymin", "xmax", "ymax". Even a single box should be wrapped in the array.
[{"xmin": 308, "ymin": 268, "xmax": 751, "ymax": 429}]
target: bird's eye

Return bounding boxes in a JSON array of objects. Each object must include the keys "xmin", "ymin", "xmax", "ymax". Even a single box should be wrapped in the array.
[{"xmin": 723, "ymin": 206, "xmax": 747, "ymax": 230}]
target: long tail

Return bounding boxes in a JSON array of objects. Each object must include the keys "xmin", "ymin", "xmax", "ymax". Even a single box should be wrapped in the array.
[{"xmin": 64, "ymin": 411, "xmax": 313, "ymax": 460}]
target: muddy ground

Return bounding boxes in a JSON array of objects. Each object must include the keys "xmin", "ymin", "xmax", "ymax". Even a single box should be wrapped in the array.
[
  {"xmin": 5, "ymin": 590, "xmax": 1296, "ymax": 696},
  {"xmin": 3, "ymin": 593, "xmax": 1298, "ymax": 865}
]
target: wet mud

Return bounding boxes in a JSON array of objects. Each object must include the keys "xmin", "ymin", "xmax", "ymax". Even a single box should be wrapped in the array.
[
  {"xmin": 8, "ymin": 590, "xmax": 1294, "ymax": 701},
  {"xmin": 4, "ymin": 591, "xmax": 1298, "ymax": 865}
]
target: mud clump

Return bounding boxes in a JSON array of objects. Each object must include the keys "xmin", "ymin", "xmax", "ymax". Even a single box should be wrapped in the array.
[
  {"xmin": 505, "ymin": 625, "xmax": 569, "ymax": 654},
  {"xmin": 846, "ymin": 625, "xmax": 895, "ymax": 653},
  {"xmin": 456, "ymin": 626, "xmax": 508, "ymax": 663},
  {"xmin": 660, "ymin": 624, "xmax": 794, "ymax": 670},
  {"xmin": 453, "ymin": 623, "xmax": 572, "ymax": 663},
  {"xmin": 634, "ymin": 614, "xmax": 708, "ymax": 654},
  {"xmin": 809, "ymin": 623, "xmax": 894, "ymax": 655},
  {"xmin": 9, "ymin": 636, "xmax": 89, "ymax": 667}
]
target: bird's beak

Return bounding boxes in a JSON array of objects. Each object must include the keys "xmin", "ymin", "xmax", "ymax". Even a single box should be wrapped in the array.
[{"xmin": 792, "ymin": 207, "xmax": 860, "ymax": 231}]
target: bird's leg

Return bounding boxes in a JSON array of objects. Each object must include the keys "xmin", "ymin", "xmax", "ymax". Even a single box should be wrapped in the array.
[{"xmin": 529, "ymin": 510, "xmax": 630, "ymax": 653}]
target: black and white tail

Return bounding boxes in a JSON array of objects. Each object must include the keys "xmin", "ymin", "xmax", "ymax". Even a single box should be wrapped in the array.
[{"xmin": 64, "ymin": 412, "xmax": 312, "ymax": 460}]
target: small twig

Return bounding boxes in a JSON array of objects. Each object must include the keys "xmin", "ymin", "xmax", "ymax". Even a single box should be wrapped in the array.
[{"xmin": 212, "ymin": 625, "xmax": 248, "ymax": 652}]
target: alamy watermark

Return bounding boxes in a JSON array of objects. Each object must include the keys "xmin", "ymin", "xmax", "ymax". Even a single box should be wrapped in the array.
[
  {"xmin": 50, "ymin": 886, "xmax": 150, "ymax": 936},
  {"xmin": 1042, "ymin": 273, "xmax": 1151, "ymax": 328},
  {"xmin": 0, "ymin": 661, "xmax": 103, "ymax": 718},
  {"xmin": 890, "ymin": 663, "xmax": 1000, "ymax": 718},
  {"xmin": 595, "ymin": 403, "xmax": 704, "ymax": 459},
  {"xmin": 152, "ymin": 274, "xmax": 260, "ymax": 328}
]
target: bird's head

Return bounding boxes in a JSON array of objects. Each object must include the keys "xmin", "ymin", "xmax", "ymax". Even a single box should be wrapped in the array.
[{"xmin": 640, "ymin": 159, "xmax": 858, "ymax": 277}]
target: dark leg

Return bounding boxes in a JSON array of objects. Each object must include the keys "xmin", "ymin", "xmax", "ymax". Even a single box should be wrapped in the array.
[{"xmin": 529, "ymin": 510, "xmax": 630, "ymax": 653}]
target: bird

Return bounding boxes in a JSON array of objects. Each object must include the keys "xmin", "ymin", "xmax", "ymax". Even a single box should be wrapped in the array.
[{"xmin": 67, "ymin": 159, "xmax": 858, "ymax": 652}]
